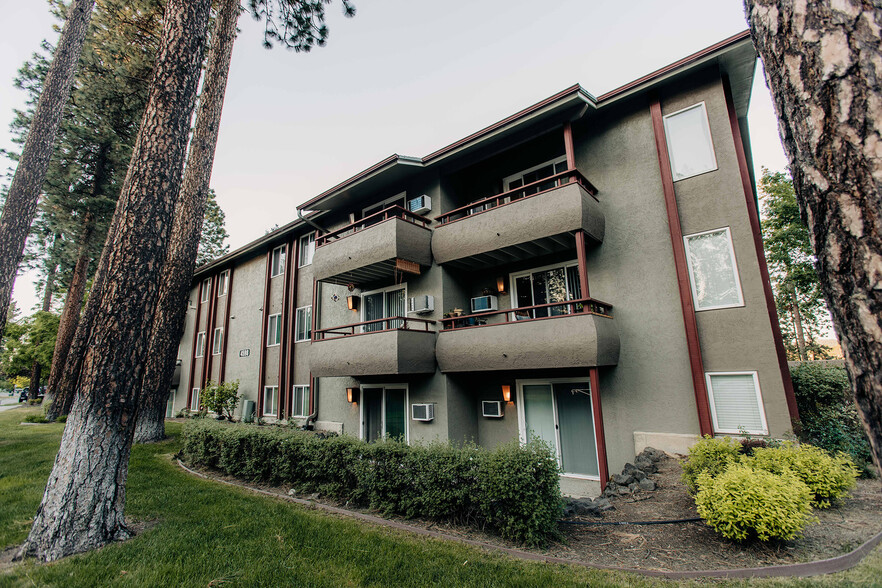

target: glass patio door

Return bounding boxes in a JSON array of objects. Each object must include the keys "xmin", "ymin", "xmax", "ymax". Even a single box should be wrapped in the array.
[
  {"xmin": 362, "ymin": 387, "xmax": 406, "ymax": 442},
  {"xmin": 363, "ymin": 292, "xmax": 385, "ymax": 332},
  {"xmin": 363, "ymin": 287, "xmax": 405, "ymax": 331},
  {"xmin": 514, "ymin": 265, "xmax": 582, "ymax": 318}
]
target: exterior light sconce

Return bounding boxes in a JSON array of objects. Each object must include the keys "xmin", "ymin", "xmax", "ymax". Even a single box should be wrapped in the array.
[
  {"xmin": 496, "ymin": 276, "xmax": 507, "ymax": 294},
  {"xmin": 347, "ymin": 295, "xmax": 359, "ymax": 311},
  {"xmin": 501, "ymin": 384, "xmax": 512, "ymax": 402},
  {"xmin": 347, "ymin": 387, "xmax": 359, "ymax": 403}
]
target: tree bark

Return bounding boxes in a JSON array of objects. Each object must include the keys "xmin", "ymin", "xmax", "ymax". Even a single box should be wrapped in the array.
[
  {"xmin": 788, "ymin": 280, "xmax": 807, "ymax": 361},
  {"xmin": 746, "ymin": 0, "xmax": 882, "ymax": 469},
  {"xmin": 135, "ymin": 0, "xmax": 240, "ymax": 443},
  {"xmin": 17, "ymin": 0, "xmax": 211, "ymax": 562},
  {"xmin": 0, "ymin": 0, "xmax": 95, "ymax": 338}
]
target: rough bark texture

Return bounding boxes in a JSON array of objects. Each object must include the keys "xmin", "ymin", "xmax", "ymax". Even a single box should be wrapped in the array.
[
  {"xmin": 44, "ymin": 215, "xmax": 94, "ymax": 421},
  {"xmin": 18, "ymin": 0, "xmax": 211, "ymax": 561},
  {"xmin": 746, "ymin": 0, "xmax": 882, "ymax": 469},
  {"xmin": 0, "ymin": 0, "xmax": 95, "ymax": 337},
  {"xmin": 135, "ymin": 0, "xmax": 240, "ymax": 443}
]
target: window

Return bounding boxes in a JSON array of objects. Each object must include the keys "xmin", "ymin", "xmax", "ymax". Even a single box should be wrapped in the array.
[
  {"xmin": 361, "ymin": 285, "xmax": 406, "ymax": 332},
  {"xmin": 684, "ymin": 227, "xmax": 744, "ymax": 311},
  {"xmin": 663, "ymin": 102, "xmax": 718, "ymax": 181},
  {"xmin": 263, "ymin": 386, "xmax": 278, "ymax": 417},
  {"xmin": 510, "ymin": 261, "xmax": 583, "ymax": 318},
  {"xmin": 266, "ymin": 313, "xmax": 282, "ymax": 346},
  {"xmin": 361, "ymin": 386, "xmax": 408, "ymax": 442},
  {"xmin": 362, "ymin": 192, "xmax": 406, "ymax": 219},
  {"xmin": 190, "ymin": 388, "xmax": 200, "ymax": 411},
  {"xmin": 295, "ymin": 306, "xmax": 312, "ymax": 342},
  {"xmin": 200, "ymin": 278, "xmax": 211, "ymax": 302},
  {"xmin": 195, "ymin": 331, "xmax": 206, "ymax": 357},
  {"xmin": 217, "ymin": 270, "xmax": 229, "ymax": 297},
  {"xmin": 299, "ymin": 233, "xmax": 315, "ymax": 267},
  {"xmin": 270, "ymin": 245, "xmax": 286, "ymax": 277},
  {"xmin": 503, "ymin": 156, "xmax": 568, "ymax": 197},
  {"xmin": 291, "ymin": 385, "xmax": 310, "ymax": 417},
  {"xmin": 706, "ymin": 372, "xmax": 768, "ymax": 435},
  {"xmin": 212, "ymin": 327, "xmax": 223, "ymax": 355}
]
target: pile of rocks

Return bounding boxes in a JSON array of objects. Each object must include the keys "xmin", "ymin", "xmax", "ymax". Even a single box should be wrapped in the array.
[
  {"xmin": 563, "ymin": 495, "xmax": 614, "ymax": 518},
  {"xmin": 601, "ymin": 446, "xmax": 666, "ymax": 498}
]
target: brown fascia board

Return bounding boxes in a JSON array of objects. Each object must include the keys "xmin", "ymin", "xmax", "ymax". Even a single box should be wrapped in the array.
[{"xmin": 295, "ymin": 31, "xmax": 753, "ymax": 214}]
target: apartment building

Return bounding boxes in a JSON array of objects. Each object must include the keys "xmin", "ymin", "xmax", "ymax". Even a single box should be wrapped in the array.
[{"xmin": 170, "ymin": 31, "xmax": 799, "ymax": 496}]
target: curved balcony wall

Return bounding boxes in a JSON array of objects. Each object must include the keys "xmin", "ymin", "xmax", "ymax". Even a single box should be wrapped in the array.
[{"xmin": 309, "ymin": 330, "xmax": 436, "ymax": 377}]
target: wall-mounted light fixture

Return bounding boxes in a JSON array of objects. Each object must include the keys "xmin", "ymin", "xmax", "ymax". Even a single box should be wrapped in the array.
[
  {"xmin": 501, "ymin": 384, "xmax": 512, "ymax": 402},
  {"xmin": 346, "ymin": 387, "xmax": 359, "ymax": 403},
  {"xmin": 496, "ymin": 276, "xmax": 507, "ymax": 294},
  {"xmin": 347, "ymin": 295, "xmax": 360, "ymax": 311}
]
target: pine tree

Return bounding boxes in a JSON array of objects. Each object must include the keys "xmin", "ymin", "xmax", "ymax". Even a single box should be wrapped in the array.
[{"xmin": 196, "ymin": 189, "xmax": 231, "ymax": 266}]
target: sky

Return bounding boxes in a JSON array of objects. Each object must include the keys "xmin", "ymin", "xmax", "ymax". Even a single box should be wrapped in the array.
[{"xmin": 0, "ymin": 0, "xmax": 789, "ymax": 315}]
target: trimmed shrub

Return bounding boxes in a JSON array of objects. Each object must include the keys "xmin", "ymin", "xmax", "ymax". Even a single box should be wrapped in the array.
[
  {"xmin": 681, "ymin": 436, "xmax": 742, "ymax": 494},
  {"xmin": 742, "ymin": 443, "xmax": 858, "ymax": 508},
  {"xmin": 695, "ymin": 465, "xmax": 815, "ymax": 542},
  {"xmin": 181, "ymin": 420, "xmax": 562, "ymax": 545}
]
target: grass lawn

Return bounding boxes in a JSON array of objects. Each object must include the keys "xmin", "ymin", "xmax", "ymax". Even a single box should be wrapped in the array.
[{"xmin": 0, "ymin": 405, "xmax": 880, "ymax": 587}]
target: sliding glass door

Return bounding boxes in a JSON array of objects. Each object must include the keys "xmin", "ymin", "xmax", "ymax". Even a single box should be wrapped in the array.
[
  {"xmin": 513, "ymin": 263, "xmax": 582, "ymax": 318},
  {"xmin": 362, "ymin": 286, "xmax": 405, "ymax": 332},
  {"xmin": 362, "ymin": 386, "xmax": 407, "ymax": 442}
]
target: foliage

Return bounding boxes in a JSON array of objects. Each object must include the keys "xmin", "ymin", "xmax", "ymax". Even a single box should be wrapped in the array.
[
  {"xmin": 200, "ymin": 380, "xmax": 240, "ymax": 419},
  {"xmin": 742, "ymin": 443, "xmax": 858, "ymax": 508},
  {"xmin": 695, "ymin": 464, "xmax": 815, "ymax": 542},
  {"xmin": 23, "ymin": 414, "xmax": 50, "ymax": 423},
  {"xmin": 790, "ymin": 363, "xmax": 874, "ymax": 475},
  {"xmin": 248, "ymin": 0, "xmax": 356, "ymax": 50},
  {"xmin": 12, "ymin": 375, "xmax": 31, "ymax": 390},
  {"xmin": 56, "ymin": 414, "xmax": 67, "ymax": 423},
  {"xmin": 194, "ymin": 189, "xmax": 230, "ymax": 266},
  {"xmin": 681, "ymin": 435, "xmax": 742, "ymax": 494},
  {"xmin": 0, "ymin": 311, "xmax": 59, "ymax": 382},
  {"xmin": 182, "ymin": 420, "xmax": 562, "ymax": 545}
]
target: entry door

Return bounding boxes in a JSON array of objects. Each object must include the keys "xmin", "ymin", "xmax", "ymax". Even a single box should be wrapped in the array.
[
  {"xmin": 362, "ymin": 387, "xmax": 407, "ymax": 442},
  {"xmin": 520, "ymin": 381, "xmax": 598, "ymax": 477}
]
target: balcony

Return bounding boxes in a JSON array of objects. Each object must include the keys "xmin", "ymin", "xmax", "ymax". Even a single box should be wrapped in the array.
[
  {"xmin": 432, "ymin": 170, "xmax": 604, "ymax": 269},
  {"xmin": 309, "ymin": 317, "xmax": 436, "ymax": 377},
  {"xmin": 435, "ymin": 299, "xmax": 619, "ymax": 372},
  {"xmin": 313, "ymin": 206, "xmax": 433, "ymax": 285}
]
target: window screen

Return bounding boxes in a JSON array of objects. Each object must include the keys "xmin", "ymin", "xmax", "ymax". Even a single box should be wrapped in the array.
[
  {"xmin": 684, "ymin": 228, "xmax": 743, "ymax": 310},
  {"xmin": 708, "ymin": 373, "xmax": 767, "ymax": 434},
  {"xmin": 664, "ymin": 102, "xmax": 717, "ymax": 181}
]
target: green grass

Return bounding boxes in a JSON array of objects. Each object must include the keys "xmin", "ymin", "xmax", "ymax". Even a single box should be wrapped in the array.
[{"xmin": 1, "ymin": 406, "xmax": 880, "ymax": 587}]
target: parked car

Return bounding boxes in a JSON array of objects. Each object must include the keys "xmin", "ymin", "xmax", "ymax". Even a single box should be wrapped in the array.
[{"xmin": 19, "ymin": 388, "xmax": 44, "ymax": 403}]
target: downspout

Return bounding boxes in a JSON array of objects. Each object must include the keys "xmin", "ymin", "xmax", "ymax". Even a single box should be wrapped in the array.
[
  {"xmin": 305, "ymin": 372, "xmax": 318, "ymax": 430},
  {"xmin": 297, "ymin": 208, "xmax": 326, "ymax": 235}
]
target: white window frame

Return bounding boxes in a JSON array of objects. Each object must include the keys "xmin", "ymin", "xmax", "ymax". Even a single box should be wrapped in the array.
[
  {"xmin": 683, "ymin": 226, "xmax": 745, "ymax": 311},
  {"xmin": 359, "ymin": 384, "xmax": 410, "ymax": 443},
  {"xmin": 200, "ymin": 278, "xmax": 211, "ymax": 303},
  {"xmin": 270, "ymin": 245, "xmax": 286, "ymax": 278},
  {"xmin": 360, "ymin": 284, "xmax": 407, "ymax": 332},
  {"xmin": 266, "ymin": 313, "xmax": 282, "ymax": 347},
  {"xmin": 502, "ymin": 155, "xmax": 568, "ymax": 194},
  {"xmin": 362, "ymin": 192, "xmax": 406, "ymax": 218},
  {"xmin": 212, "ymin": 327, "xmax": 223, "ymax": 355},
  {"xmin": 291, "ymin": 385, "xmax": 310, "ymax": 418},
  {"xmin": 515, "ymin": 378, "xmax": 600, "ymax": 481},
  {"xmin": 195, "ymin": 331, "xmax": 206, "ymax": 358},
  {"xmin": 298, "ymin": 233, "xmax": 315, "ymax": 267},
  {"xmin": 217, "ymin": 270, "xmax": 229, "ymax": 297},
  {"xmin": 190, "ymin": 387, "xmax": 201, "ymax": 411},
  {"xmin": 705, "ymin": 371, "xmax": 769, "ymax": 436},
  {"xmin": 295, "ymin": 306, "xmax": 312, "ymax": 342},
  {"xmin": 663, "ymin": 101, "xmax": 718, "ymax": 181},
  {"xmin": 509, "ymin": 259, "xmax": 582, "ymax": 312},
  {"xmin": 263, "ymin": 386, "xmax": 279, "ymax": 417}
]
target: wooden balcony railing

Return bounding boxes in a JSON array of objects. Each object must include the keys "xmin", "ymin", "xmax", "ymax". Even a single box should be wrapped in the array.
[
  {"xmin": 315, "ymin": 205, "xmax": 432, "ymax": 248},
  {"xmin": 439, "ymin": 297, "xmax": 612, "ymax": 331},
  {"xmin": 435, "ymin": 169, "xmax": 599, "ymax": 226},
  {"xmin": 313, "ymin": 316, "xmax": 436, "ymax": 340}
]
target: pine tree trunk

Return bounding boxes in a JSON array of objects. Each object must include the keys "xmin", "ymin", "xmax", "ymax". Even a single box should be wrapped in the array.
[
  {"xmin": 27, "ymin": 258, "xmax": 56, "ymax": 402},
  {"xmin": 135, "ymin": 0, "xmax": 240, "ymax": 443},
  {"xmin": 17, "ymin": 0, "xmax": 211, "ymax": 561},
  {"xmin": 0, "ymin": 0, "xmax": 95, "ymax": 338},
  {"xmin": 44, "ymin": 216, "xmax": 94, "ymax": 421},
  {"xmin": 788, "ymin": 280, "xmax": 807, "ymax": 361},
  {"xmin": 746, "ymin": 0, "xmax": 882, "ymax": 470}
]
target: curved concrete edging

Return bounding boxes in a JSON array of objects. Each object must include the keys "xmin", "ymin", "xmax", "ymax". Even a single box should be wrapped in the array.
[{"xmin": 176, "ymin": 460, "xmax": 882, "ymax": 580}]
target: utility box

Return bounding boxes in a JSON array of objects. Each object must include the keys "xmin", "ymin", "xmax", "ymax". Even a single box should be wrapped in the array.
[{"xmin": 242, "ymin": 399, "xmax": 256, "ymax": 423}]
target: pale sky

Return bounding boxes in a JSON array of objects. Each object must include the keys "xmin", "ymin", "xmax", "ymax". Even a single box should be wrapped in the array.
[{"xmin": 1, "ymin": 0, "xmax": 789, "ymax": 315}]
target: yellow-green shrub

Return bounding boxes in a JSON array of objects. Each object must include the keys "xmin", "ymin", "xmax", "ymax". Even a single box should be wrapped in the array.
[
  {"xmin": 695, "ymin": 465, "xmax": 815, "ymax": 542},
  {"xmin": 681, "ymin": 435, "xmax": 742, "ymax": 494},
  {"xmin": 742, "ymin": 443, "xmax": 858, "ymax": 508}
]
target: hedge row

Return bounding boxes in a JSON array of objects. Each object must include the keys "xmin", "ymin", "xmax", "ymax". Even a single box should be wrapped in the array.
[{"xmin": 181, "ymin": 420, "xmax": 562, "ymax": 545}]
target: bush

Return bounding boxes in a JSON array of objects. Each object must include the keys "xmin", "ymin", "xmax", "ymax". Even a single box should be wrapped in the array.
[
  {"xmin": 695, "ymin": 464, "xmax": 815, "ymax": 542},
  {"xmin": 181, "ymin": 420, "xmax": 562, "ymax": 545},
  {"xmin": 23, "ymin": 414, "xmax": 49, "ymax": 424},
  {"xmin": 742, "ymin": 443, "xmax": 858, "ymax": 508},
  {"xmin": 56, "ymin": 415, "xmax": 67, "ymax": 423},
  {"xmin": 201, "ymin": 380, "xmax": 240, "ymax": 419},
  {"xmin": 681, "ymin": 436, "xmax": 742, "ymax": 494}
]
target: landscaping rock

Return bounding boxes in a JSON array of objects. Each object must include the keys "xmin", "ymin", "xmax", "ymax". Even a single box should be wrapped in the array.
[
  {"xmin": 638, "ymin": 478, "xmax": 657, "ymax": 492},
  {"xmin": 612, "ymin": 473, "xmax": 634, "ymax": 486},
  {"xmin": 593, "ymin": 497, "xmax": 614, "ymax": 512},
  {"xmin": 628, "ymin": 482, "xmax": 639, "ymax": 493},
  {"xmin": 634, "ymin": 456, "xmax": 657, "ymax": 473}
]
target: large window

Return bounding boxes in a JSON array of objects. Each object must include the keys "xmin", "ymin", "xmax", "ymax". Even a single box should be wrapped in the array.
[
  {"xmin": 200, "ymin": 278, "xmax": 211, "ymax": 302},
  {"xmin": 270, "ymin": 245, "xmax": 286, "ymax": 277},
  {"xmin": 706, "ymin": 372, "xmax": 768, "ymax": 435},
  {"xmin": 298, "ymin": 234, "xmax": 315, "ymax": 267},
  {"xmin": 291, "ymin": 385, "xmax": 310, "ymax": 417},
  {"xmin": 212, "ymin": 327, "xmax": 223, "ymax": 355},
  {"xmin": 267, "ymin": 313, "xmax": 282, "ymax": 346},
  {"xmin": 663, "ymin": 102, "xmax": 718, "ymax": 181},
  {"xmin": 684, "ymin": 227, "xmax": 744, "ymax": 311},
  {"xmin": 217, "ymin": 270, "xmax": 229, "ymax": 297},
  {"xmin": 503, "ymin": 156, "xmax": 568, "ymax": 197},
  {"xmin": 361, "ymin": 286, "xmax": 406, "ymax": 332},
  {"xmin": 195, "ymin": 331, "xmax": 206, "ymax": 357},
  {"xmin": 295, "ymin": 306, "xmax": 312, "ymax": 342},
  {"xmin": 190, "ymin": 388, "xmax": 201, "ymax": 411},
  {"xmin": 263, "ymin": 386, "xmax": 278, "ymax": 417},
  {"xmin": 510, "ymin": 261, "xmax": 582, "ymax": 318}
]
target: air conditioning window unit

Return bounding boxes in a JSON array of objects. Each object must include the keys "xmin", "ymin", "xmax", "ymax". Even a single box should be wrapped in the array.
[
  {"xmin": 407, "ymin": 195, "xmax": 432, "ymax": 215},
  {"xmin": 482, "ymin": 400, "xmax": 503, "ymax": 418},
  {"xmin": 470, "ymin": 295, "xmax": 498, "ymax": 313},
  {"xmin": 411, "ymin": 403, "xmax": 434, "ymax": 422},
  {"xmin": 408, "ymin": 295, "xmax": 434, "ymax": 314}
]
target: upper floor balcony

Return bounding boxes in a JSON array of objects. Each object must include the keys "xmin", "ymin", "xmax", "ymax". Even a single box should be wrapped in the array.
[
  {"xmin": 432, "ymin": 170, "xmax": 604, "ymax": 270},
  {"xmin": 435, "ymin": 298, "xmax": 619, "ymax": 372},
  {"xmin": 313, "ymin": 206, "xmax": 433, "ymax": 285}
]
